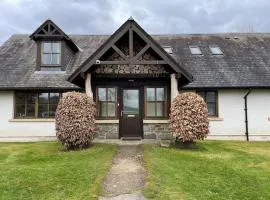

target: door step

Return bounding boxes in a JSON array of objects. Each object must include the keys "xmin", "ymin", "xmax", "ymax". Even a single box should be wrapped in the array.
[{"xmin": 121, "ymin": 137, "xmax": 142, "ymax": 141}]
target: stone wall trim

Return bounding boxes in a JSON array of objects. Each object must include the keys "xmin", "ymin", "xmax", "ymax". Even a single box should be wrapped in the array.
[
  {"xmin": 143, "ymin": 119, "xmax": 169, "ymax": 124},
  {"xmin": 95, "ymin": 120, "xmax": 119, "ymax": 124}
]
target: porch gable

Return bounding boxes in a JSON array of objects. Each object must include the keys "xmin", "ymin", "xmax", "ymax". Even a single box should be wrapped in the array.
[{"xmin": 67, "ymin": 18, "xmax": 193, "ymax": 87}]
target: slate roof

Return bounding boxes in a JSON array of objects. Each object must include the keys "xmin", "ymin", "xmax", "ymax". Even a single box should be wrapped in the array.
[{"xmin": 1, "ymin": 33, "xmax": 270, "ymax": 90}]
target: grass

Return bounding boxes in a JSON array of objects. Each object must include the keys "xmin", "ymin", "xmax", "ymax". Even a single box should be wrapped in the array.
[
  {"xmin": 0, "ymin": 142, "xmax": 116, "ymax": 200},
  {"xmin": 143, "ymin": 141, "xmax": 270, "ymax": 200}
]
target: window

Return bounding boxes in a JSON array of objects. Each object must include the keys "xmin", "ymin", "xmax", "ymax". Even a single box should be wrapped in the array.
[
  {"xmin": 197, "ymin": 91, "xmax": 218, "ymax": 117},
  {"xmin": 209, "ymin": 46, "xmax": 223, "ymax": 55},
  {"xmin": 189, "ymin": 46, "xmax": 202, "ymax": 55},
  {"xmin": 163, "ymin": 46, "xmax": 173, "ymax": 54},
  {"xmin": 42, "ymin": 42, "xmax": 61, "ymax": 65},
  {"xmin": 97, "ymin": 87, "xmax": 117, "ymax": 117},
  {"xmin": 15, "ymin": 92, "xmax": 61, "ymax": 118},
  {"xmin": 145, "ymin": 87, "xmax": 167, "ymax": 117}
]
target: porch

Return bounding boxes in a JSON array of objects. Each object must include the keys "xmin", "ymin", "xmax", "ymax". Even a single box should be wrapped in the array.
[{"xmin": 67, "ymin": 18, "xmax": 192, "ymax": 140}]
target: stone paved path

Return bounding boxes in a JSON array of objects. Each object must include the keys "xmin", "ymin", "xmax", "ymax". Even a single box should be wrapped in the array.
[{"xmin": 99, "ymin": 145, "xmax": 146, "ymax": 200}]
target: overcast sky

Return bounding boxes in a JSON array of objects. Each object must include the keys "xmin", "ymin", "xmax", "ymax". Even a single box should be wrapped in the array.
[{"xmin": 1, "ymin": 0, "xmax": 270, "ymax": 45}]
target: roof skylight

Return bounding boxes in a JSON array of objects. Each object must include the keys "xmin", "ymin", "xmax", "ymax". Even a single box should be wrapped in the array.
[
  {"xmin": 189, "ymin": 46, "xmax": 202, "ymax": 55},
  {"xmin": 163, "ymin": 46, "xmax": 173, "ymax": 54},
  {"xmin": 209, "ymin": 46, "xmax": 223, "ymax": 55}
]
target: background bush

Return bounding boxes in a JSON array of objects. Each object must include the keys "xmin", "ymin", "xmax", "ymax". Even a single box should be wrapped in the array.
[
  {"xmin": 55, "ymin": 91, "xmax": 96, "ymax": 150},
  {"xmin": 169, "ymin": 92, "xmax": 209, "ymax": 143}
]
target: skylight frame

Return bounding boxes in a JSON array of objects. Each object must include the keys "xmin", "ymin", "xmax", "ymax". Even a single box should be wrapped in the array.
[
  {"xmin": 163, "ymin": 46, "xmax": 173, "ymax": 54},
  {"xmin": 209, "ymin": 46, "xmax": 223, "ymax": 55},
  {"xmin": 189, "ymin": 45, "xmax": 202, "ymax": 55}
]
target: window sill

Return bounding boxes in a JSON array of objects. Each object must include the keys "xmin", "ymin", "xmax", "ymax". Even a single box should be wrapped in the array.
[
  {"xmin": 95, "ymin": 119, "xmax": 119, "ymax": 124},
  {"xmin": 9, "ymin": 119, "xmax": 55, "ymax": 122},
  {"xmin": 208, "ymin": 117, "xmax": 223, "ymax": 121},
  {"xmin": 143, "ymin": 119, "xmax": 169, "ymax": 124}
]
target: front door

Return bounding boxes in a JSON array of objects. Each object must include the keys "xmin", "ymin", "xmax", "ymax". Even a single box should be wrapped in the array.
[{"xmin": 120, "ymin": 88, "xmax": 143, "ymax": 138}]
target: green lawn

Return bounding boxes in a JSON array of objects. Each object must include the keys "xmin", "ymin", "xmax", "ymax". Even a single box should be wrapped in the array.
[
  {"xmin": 143, "ymin": 141, "xmax": 270, "ymax": 200},
  {"xmin": 0, "ymin": 142, "xmax": 116, "ymax": 200}
]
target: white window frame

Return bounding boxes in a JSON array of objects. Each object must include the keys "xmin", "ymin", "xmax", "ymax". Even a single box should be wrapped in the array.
[
  {"xmin": 189, "ymin": 46, "xmax": 202, "ymax": 55},
  {"xmin": 209, "ymin": 46, "xmax": 223, "ymax": 55}
]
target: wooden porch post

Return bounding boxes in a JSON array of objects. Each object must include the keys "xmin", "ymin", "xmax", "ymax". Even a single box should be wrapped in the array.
[
  {"xmin": 85, "ymin": 73, "xmax": 93, "ymax": 98},
  {"xmin": 170, "ymin": 73, "xmax": 178, "ymax": 102}
]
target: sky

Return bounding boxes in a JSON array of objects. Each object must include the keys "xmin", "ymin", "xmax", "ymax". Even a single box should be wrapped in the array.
[{"xmin": 1, "ymin": 0, "xmax": 270, "ymax": 45}]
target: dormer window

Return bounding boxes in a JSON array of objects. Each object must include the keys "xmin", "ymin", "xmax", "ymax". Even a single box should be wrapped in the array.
[{"xmin": 42, "ymin": 42, "xmax": 61, "ymax": 65}]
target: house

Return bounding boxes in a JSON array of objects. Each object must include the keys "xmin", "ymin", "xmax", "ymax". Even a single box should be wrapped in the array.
[{"xmin": 0, "ymin": 18, "xmax": 269, "ymax": 141}]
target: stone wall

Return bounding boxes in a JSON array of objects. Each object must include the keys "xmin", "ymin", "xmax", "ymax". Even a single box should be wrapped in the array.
[
  {"xmin": 95, "ymin": 124, "xmax": 119, "ymax": 139},
  {"xmin": 95, "ymin": 64, "xmax": 168, "ymax": 75},
  {"xmin": 94, "ymin": 123, "xmax": 172, "ymax": 140},
  {"xmin": 94, "ymin": 45, "xmax": 170, "ymax": 75},
  {"xmin": 143, "ymin": 123, "xmax": 172, "ymax": 140}
]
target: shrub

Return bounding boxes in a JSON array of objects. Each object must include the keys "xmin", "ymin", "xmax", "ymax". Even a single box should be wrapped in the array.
[
  {"xmin": 55, "ymin": 91, "xmax": 96, "ymax": 150},
  {"xmin": 169, "ymin": 92, "xmax": 209, "ymax": 143}
]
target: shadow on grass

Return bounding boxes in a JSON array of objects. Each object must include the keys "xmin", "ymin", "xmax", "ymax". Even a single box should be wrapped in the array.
[{"xmin": 171, "ymin": 140, "xmax": 208, "ymax": 151}]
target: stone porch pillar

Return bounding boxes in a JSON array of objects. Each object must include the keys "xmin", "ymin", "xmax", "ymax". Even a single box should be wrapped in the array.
[
  {"xmin": 85, "ymin": 73, "xmax": 93, "ymax": 98},
  {"xmin": 170, "ymin": 73, "xmax": 178, "ymax": 102}
]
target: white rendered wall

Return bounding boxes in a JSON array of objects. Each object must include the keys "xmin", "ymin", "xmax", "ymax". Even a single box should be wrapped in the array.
[
  {"xmin": 0, "ymin": 91, "xmax": 55, "ymax": 139},
  {"xmin": 208, "ymin": 89, "xmax": 270, "ymax": 141},
  {"xmin": 0, "ymin": 90, "xmax": 269, "ymax": 141}
]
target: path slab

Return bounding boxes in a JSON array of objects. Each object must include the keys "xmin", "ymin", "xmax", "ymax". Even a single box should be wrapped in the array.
[{"xmin": 100, "ymin": 145, "xmax": 146, "ymax": 199}]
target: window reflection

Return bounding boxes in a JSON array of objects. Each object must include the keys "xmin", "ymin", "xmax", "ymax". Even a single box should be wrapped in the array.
[
  {"xmin": 145, "ymin": 87, "xmax": 166, "ymax": 117},
  {"xmin": 15, "ymin": 92, "xmax": 62, "ymax": 118},
  {"xmin": 97, "ymin": 87, "xmax": 117, "ymax": 117},
  {"xmin": 123, "ymin": 90, "xmax": 139, "ymax": 114}
]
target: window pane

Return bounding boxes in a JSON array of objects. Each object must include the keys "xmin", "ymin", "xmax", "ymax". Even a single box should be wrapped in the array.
[
  {"xmin": 156, "ymin": 88, "xmax": 164, "ymax": 101},
  {"xmin": 27, "ymin": 93, "xmax": 36, "ymax": 104},
  {"xmin": 39, "ymin": 93, "xmax": 49, "ymax": 104},
  {"xmin": 210, "ymin": 46, "xmax": 223, "ymax": 55},
  {"xmin": 208, "ymin": 103, "xmax": 216, "ymax": 116},
  {"xmin": 156, "ymin": 102, "xmax": 164, "ymax": 117},
  {"xmin": 50, "ymin": 93, "xmax": 60, "ymax": 104},
  {"xmin": 197, "ymin": 92, "xmax": 206, "ymax": 101},
  {"xmin": 189, "ymin": 46, "xmax": 202, "ymax": 55},
  {"xmin": 15, "ymin": 93, "xmax": 25, "ymax": 104},
  {"xmin": 51, "ymin": 54, "xmax": 60, "ymax": 65},
  {"xmin": 107, "ymin": 103, "xmax": 116, "ymax": 117},
  {"xmin": 43, "ymin": 54, "xmax": 52, "ymax": 65},
  {"xmin": 43, "ymin": 43, "xmax": 52, "ymax": 53},
  {"xmin": 98, "ymin": 88, "xmax": 106, "ymax": 101},
  {"xmin": 146, "ymin": 88, "xmax": 155, "ymax": 101},
  {"xmin": 206, "ymin": 92, "xmax": 216, "ymax": 103},
  {"xmin": 108, "ymin": 88, "xmax": 116, "ymax": 101},
  {"xmin": 15, "ymin": 104, "xmax": 25, "ymax": 117},
  {"xmin": 52, "ymin": 43, "xmax": 60, "ymax": 53},
  {"xmin": 100, "ymin": 102, "xmax": 107, "ymax": 117},
  {"xmin": 38, "ymin": 104, "xmax": 49, "ymax": 118},
  {"xmin": 49, "ymin": 104, "xmax": 57, "ymax": 117},
  {"xmin": 26, "ymin": 103, "xmax": 35, "ymax": 117},
  {"xmin": 123, "ymin": 90, "xmax": 139, "ymax": 114},
  {"xmin": 146, "ymin": 102, "xmax": 155, "ymax": 116}
]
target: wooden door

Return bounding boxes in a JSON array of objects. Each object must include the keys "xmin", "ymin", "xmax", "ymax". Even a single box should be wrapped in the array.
[{"xmin": 120, "ymin": 88, "xmax": 143, "ymax": 138}]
